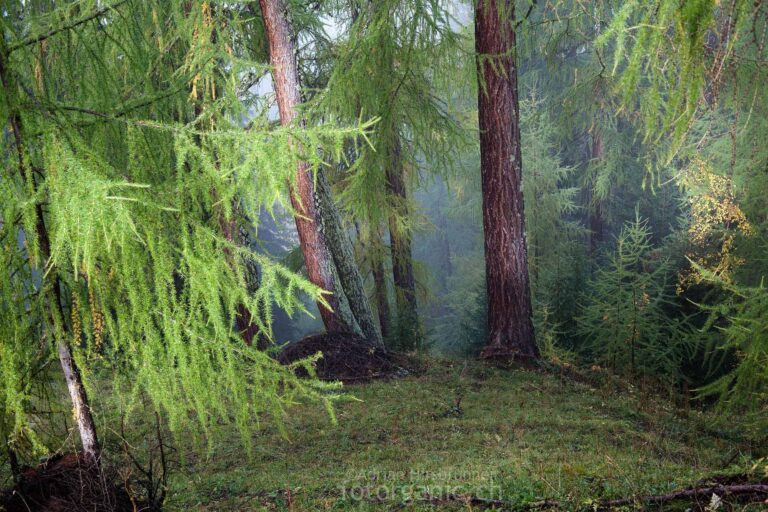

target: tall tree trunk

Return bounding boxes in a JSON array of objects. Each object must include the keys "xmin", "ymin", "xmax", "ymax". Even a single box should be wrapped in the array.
[
  {"xmin": 588, "ymin": 131, "xmax": 604, "ymax": 257},
  {"xmin": 474, "ymin": 0, "xmax": 539, "ymax": 361},
  {"xmin": 260, "ymin": 0, "xmax": 371, "ymax": 337},
  {"xmin": 0, "ymin": 49, "xmax": 101, "ymax": 465},
  {"xmin": 370, "ymin": 222, "xmax": 392, "ymax": 339},
  {"xmin": 386, "ymin": 138, "xmax": 421, "ymax": 349},
  {"xmin": 435, "ymin": 181, "xmax": 452, "ymax": 293}
]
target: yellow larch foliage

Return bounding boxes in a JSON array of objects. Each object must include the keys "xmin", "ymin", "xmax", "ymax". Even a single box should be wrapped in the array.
[{"xmin": 678, "ymin": 157, "xmax": 753, "ymax": 291}]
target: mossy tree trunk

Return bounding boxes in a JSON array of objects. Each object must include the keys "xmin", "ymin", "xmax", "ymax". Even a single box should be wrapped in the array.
[
  {"xmin": 474, "ymin": 0, "xmax": 539, "ymax": 361},
  {"xmin": 316, "ymin": 172, "xmax": 383, "ymax": 345},
  {"xmin": 370, "ymin": 222, "xmax": 392, "ymax": 340}
]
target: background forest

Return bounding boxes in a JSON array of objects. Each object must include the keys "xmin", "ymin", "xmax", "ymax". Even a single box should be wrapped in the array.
[{"xmin": 1, "ymin": 0, "xmax": 767, "ymax": 510}]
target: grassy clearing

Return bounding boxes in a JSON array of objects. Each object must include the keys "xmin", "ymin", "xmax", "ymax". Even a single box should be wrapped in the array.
[{"xmin": 162, "ymin": 359, "xmax": 751, "ymax": 511}]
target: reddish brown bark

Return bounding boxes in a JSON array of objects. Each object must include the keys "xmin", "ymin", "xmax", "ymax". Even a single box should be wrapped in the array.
[
  {"xmin": 475, "ymin": 0, "xmax": 539, "ymax": 360},
  {"xmin": 259, "ymin": 0, "xmax": 359, "ymax": 334},
  {"xmin": 588, "ymin": 131, "xmax": 604, "ymax": 256}
]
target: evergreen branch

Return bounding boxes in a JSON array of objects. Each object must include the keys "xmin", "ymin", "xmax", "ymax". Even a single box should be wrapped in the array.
[
  {"xmin": 516, "ymin": 0, "xmax": 539, "ymax": 29},
  {"xmin": 7, "ymin": 0, "xmax": 131, "ymax": 53},
  {"xmin": 52, "ymin": 86, "xmax": 186, "ymax": 119}
]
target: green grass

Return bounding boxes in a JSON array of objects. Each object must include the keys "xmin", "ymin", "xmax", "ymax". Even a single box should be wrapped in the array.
[{"xmin": 161, "ymin": 360, "xmax": 749, "ymax": 511}]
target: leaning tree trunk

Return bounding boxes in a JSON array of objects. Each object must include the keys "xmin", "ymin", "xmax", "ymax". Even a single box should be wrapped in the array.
[
  {"xmin": 54, "ymin": 282, "xmax": 100, "ymax": 466},
  {"xmin": 260, "ymin": 0, "xmax": 373, "ymax": 337},
  {"xmin": 316, "ymin": 173, "xmax": 383, "ymax": 345},
  {"xmin": 474, "ymin": 0, "xmax": 539, "ymax": 361},
  {"xmin": 1, "ymin": 49, "xmax": 101, "ymax": 466},
  {"xmin": 386, "ymin": 138, "xmax": 421, "ymax": 349}
]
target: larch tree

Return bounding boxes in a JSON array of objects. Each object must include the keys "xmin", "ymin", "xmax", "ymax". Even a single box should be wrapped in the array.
[
  {"xmin": 317, "ymin": 0, "xmax": 463, "ymax": 350},
  {"xmin": 0, "ymin": 0, "xmax": 361, "ymax": 469},
  {"xmin": 599, "ymin": 0, "xmax": 768, "ymax": 425},
  {"xmin": 474, "ymin": 0, "xmax": 539, "ymax": 360},
  {"xmin": 258, "ymin": 0, "xmax": 382, "ymax": 346}
]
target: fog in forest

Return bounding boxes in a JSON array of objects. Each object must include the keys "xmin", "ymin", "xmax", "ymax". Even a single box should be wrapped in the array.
[{"xmin": 2, "ymin": 0, "xmax": 767, "ymax": 509}]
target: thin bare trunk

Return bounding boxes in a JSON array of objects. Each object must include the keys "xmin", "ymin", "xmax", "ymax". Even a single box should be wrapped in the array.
[
  {"xmin": 435, "ymin": 182, "xmax": 452, "ymax": 293},
  {"xmin": 1, "ymin": 48, "xmax": 101, "ymax": 465},
  {"xmin": 56, "ymin": 304, "xmax": 100, "ymax": 465},
  {"xmin": 475, "ymin": 0, "xmax": 538, "ymax": 360}
]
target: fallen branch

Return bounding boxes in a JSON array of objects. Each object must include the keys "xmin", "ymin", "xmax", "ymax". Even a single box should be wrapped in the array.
[
  {"xmin": 598, "ymin": 484, "xmax": 768, "ymax": 509},
  {"xmin": 432, "ymin": 494, "xmax": 559, "ymax": 509},
  {"xmin": 406, "ymin": 484, "xmax": 768, "ymax": 510}
]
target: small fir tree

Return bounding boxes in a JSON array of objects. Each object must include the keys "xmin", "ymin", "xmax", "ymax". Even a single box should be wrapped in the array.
[{"xmin": 576, "ymin": 216, "xmax": 692, "ymax": 382}]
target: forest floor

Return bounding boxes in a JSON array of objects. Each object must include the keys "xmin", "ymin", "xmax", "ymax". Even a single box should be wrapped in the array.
[{"xmin": 164, "ymin": 359, "xmax": 757, "ymax": 511}]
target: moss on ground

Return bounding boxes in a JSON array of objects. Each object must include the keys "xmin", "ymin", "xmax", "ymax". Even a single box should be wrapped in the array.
[{"xmin": 163, "ymin": 360, "xmax": 754, "ymax": 511}]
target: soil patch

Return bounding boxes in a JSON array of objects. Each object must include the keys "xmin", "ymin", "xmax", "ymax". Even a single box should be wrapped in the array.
[{"xmin": 1, "ymin": 453, "xmax": 137, "ymax": 512}]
